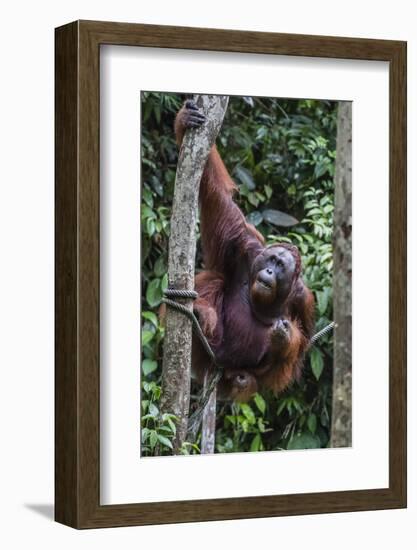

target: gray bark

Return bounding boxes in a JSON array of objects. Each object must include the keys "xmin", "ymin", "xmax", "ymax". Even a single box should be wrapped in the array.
[
  {"xmin": 160, "ymin": 95, "xmax": 229, "ymax": 454},
  {"xmin": 331, "ymin": 101, "xmax": 352, "ymax": 448},
  {"xmin": 201, "ymin": 373, "xmax": 217, "ymax": 454}
]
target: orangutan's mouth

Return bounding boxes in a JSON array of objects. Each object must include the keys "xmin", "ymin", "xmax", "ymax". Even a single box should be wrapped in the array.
[{"xmin": 257, "ymin": 278, "xmax": 272, "ymax": 290}]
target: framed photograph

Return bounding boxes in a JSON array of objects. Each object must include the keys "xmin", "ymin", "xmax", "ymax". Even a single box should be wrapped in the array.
[{"xmin": 55, "ymin": 20, "xmax": 406, "ymax": 528}]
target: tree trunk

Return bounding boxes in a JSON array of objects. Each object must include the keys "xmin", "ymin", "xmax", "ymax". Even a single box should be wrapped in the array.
[
  {"xmin": 160, "ymin": 95, "xmax": 229, "ymax": 454},
  {"xmin": 201, "ymin": 373, "xmax": 217, "ymax": 454},
  {"xmin": 331, "ymin": 101, "xmax": 352, "ymax": 448}
]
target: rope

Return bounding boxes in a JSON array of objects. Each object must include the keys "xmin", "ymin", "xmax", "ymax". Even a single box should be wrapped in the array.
[
  {"xmin": 162, "ymin": 288, "xmax": 223, "ymax": 439},
  {"xmin": 162, "ymin": 288, "xmax": 335, "ymax": 440},
  {"xmin": 164, "ymin": 289, "xmax": 198, "ymax": 300},
  {"xmin": 310, "ymin": 321, "xmax": 336, "ymax": 345},
  {"xmin": 163, "ymin": 289, "xmax": 218, "ymax": 365}
]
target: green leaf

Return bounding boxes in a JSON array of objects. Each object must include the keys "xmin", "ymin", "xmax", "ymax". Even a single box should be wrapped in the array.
[
  {"xmin": 157, "ymin": 434, "xmax": 173, "ymax": 449},
  {"xmin": 248, "ymin": 192, "xmax": 259, "ymax": 207},
  {"xmin": 240, "ymin": 403, "xmax": 256, "ymax": 424},
  {"xmin": 310, "ymin": 347, "xmax": 324, "ymax": 380},
  {"xmin": 142, "ymin": 381, "xmax": 152, "ymax": 394},
  {"xmin": 264, "ymin": 185, "xmax": 273, "ymax": 199},
  {"xmin": 141, "ymin": 427, "xmax": 150, "ymax": 443},
  {"xmin": 257, "ymin": 418, "xmax": 267, "ymax": 432},
  {"xmin": 146, "ymin": 218, "xmax": 156, "ymax": 236},
  {"xmin": 287, "ymin": 183, "xmax": 296, "ymax": 196},
  {"xmin": 316, "ymin": 289, "xmax": 329, "ymax": 315},
  {"xmin": 142, "ymin": 311, "xmax": 158, "ymax": 327},
  {"xmin": 241, "ymin": 419, "xmax": 249, "ymax": 432},
  {"xmin": 287, "ymin": 432, "xmax": 321, "ymax": 450},
  {"xmin": 160, "ymin": 273, "xmax": 168, "ymax": 292},
  {"xmin": 141, "ymin": 329, "xmax": 154, "ymax": 346},
  {"xmin": 256, "ymin": 127, "xmax": 268, "ymax": 141},
  {"xmin": 141, "ymin": 414, "xmax": 156, "ymax": 421},
  {"xmin": 142, "ymin": 359, "xmax": 158, "ymax": 376},
  {"xmin": 235, "ymin": 165, "xmax": 256, "ymax": 190},
  {"xmin": 149, "ymin": 430, "xmax": 158, "ymax": 448},
  {"xmin": 250, "ymin": 434, "xmax": 262, "ymax": 452},
  {"xmin": 154, "ymin": 256, "xmax": 166, "ymax": 277},
  {"xmin": 254, "ymin": 393, "xmax": 266, "ymax": 414},
  {"xmin": 307, "ymin": 413, "xmax": 317, "ymax": 434},
  {"xmin": 146, "ymin": 278, "xmax": 163, "ymax": 307},
  {"xmin": 141, "ymin": 205, "xmax": 156, "ymax": 220},
  {"xmin": 158, "ymin": 426, "xmax": 173, "ymax": 434},
  {"xmin": 246, "ymin": 211, "xmax": 263, "ymax": 227},
  {"xmin": 262, "ymin": 209, "xmax": 299, "ymax": 227},
  {"xmin": 142, "ymin": 186, "xmax": 154, "ymax": 208},
  {"xmin": 307, "ymin": 207, "xmax": 322, "ymax": 216},
  {"xmin": 314, "ymin": 161, "xmax": 329, "ymax": 179},
  {"xmin": 149, "ymin": 403, "xmax": 159, "ymax": 418},
  {"xmin": 150, "ymin": 176, "xmax": 163, "ymax": 196},
  {"xmin": 239, "ymin": 183, "xmax": 249, "ymax": 197},
  {"xmin": 166, "ymin": 417, "xmax": 177, "ymax": 435}
]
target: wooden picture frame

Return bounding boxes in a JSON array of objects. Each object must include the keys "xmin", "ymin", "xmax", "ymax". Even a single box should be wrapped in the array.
[{"xmin": 55, "ymin": 20, "xmax": 407, "ymax": 528}]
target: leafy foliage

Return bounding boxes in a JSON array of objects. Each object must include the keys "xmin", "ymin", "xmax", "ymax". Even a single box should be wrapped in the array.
[{"xmin": 140, "ymin": 92, "xmax": 337, "ymax": 455}]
